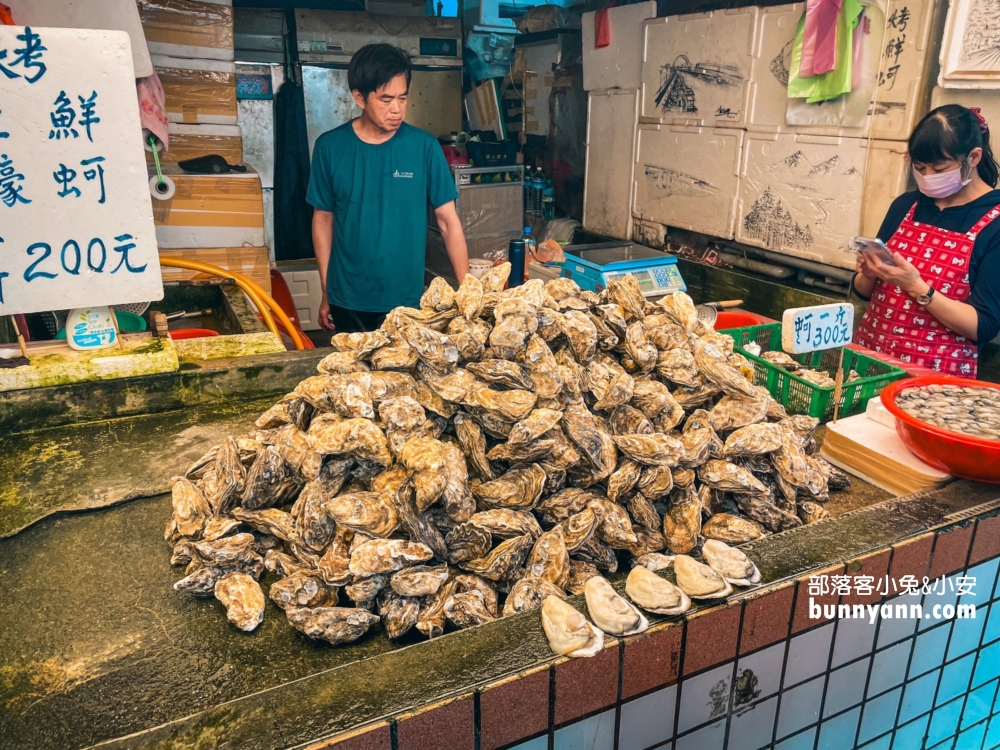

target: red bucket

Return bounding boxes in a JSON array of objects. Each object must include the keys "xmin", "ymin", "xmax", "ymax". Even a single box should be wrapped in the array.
[
  {"xmin": 881, "ymin": 376, "xmax": 1000, "ymax": 483},
  {"xmin": 716, "ymin": 311, "xmax": 766, "ymax": 330}
]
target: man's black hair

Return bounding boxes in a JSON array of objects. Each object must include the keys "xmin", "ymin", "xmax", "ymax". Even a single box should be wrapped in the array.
[{"xmin": 348, "ymin": 44, "xmax": 412, "ymax": 100}]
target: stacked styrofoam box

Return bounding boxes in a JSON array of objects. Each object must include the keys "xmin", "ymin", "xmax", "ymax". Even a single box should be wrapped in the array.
[
  {"xmin": 618, "ymin": 0, "xmax": 938, "ymax": 270},
  {"xmin": 139, "ymin": 0, "xmax": 243, "ymax": 168},
  {"xmin": 139, "ymin": 0, "xmax": 262, "ymax": 269},
  {"xmin": 581, "ymin": 1, "xmax": 657, "ymax": 239}
]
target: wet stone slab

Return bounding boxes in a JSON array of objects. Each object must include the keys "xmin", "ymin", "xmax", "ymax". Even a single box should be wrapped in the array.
[{"xmin": 0, "ymin": 398, "xmax": 276, "ymax": 539}]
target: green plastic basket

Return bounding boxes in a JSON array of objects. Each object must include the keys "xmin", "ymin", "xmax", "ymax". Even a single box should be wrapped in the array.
[{"xmin": 720, "ymin": 323, "xmax": 908, "ymax": 420}]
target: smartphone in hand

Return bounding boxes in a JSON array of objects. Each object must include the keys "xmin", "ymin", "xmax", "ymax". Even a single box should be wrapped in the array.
[{"xmin": 851, "ymin": 236, "xmax": 897, "ymax": 266}]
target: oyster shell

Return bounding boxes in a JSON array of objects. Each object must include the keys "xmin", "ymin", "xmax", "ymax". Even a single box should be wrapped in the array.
[
  {"xmin": 627, "ymin": 492, "xmax": 662, "ymax": 532},
  {"xmin": 556, "ymin": 503, "xmax": 604, "ymax": 552},
  {"xmin": 400, "ymin": 323, "xmax": 459, "ymax": 374},
  {"xmin": 508, "ymin": 408, "xmax": 564, "ymax": 446},
  {"xmin": 460, "ymin": 533, "xmax": 533, "ymax": 581},
  {"xmin": 393, "ymin": 481, "xmax": 449, "ymax": 562},
  {"xmin": 397, "ymin": 437, "xmax": 448, "ymax": 511},
  {"xmin": 614, "ymin": 433, "xmax": 686, "ymax": 467},
  {"xmin": 466, "ymin": 359, "xmax": 533, "ymax": 390},
  {"xmin": 445, "ymin": 589, "xmax": 496, "ymax": 628},
  {"xmin": 469, "ymin": 509, "xmax": 543, "ymax": 539},
  {"xmin": 174, "ymin": 566, "xmax": 224, "ymax": 596},
  {"xmin": 520, "ymin": 335, "xmax": 564, "ymax": 399},
  {"xmin": 634, "ymin": 552, "xmax": 675, "ymax": 571},
  {"xmin": 269, "ymin": 571, "xmax": 338, "ymax": 610},
  {"xmin": 170, "ymin": 476, "xmax": 211, "ymax": 539},
  {"xmin": 562, "ymin": 409, "xmax": 617, "ymax": 480},
  {"xmin": 724, "ymin": 423, "xmax": 784, "ymax": 456},
  {"xmin": 481, "ymin": 262, "xmax": 511, "ymax": 294},
  {"xmin": 308, "ymin": 418, "xmax": 393, "ymax": 467},
  {"xmin": 391, "ymin": 564, "xmax": 449, "ymax": 597},
  {"xmin": 798, "ymin": 500, "xmax": 830, "ymax": 524},
  {"xmin": 625, "ymin": 322, "xmax": 658, "ymax": 373},
  {"xmin": 584, "ymin": 575, "xmax": 648, "ymax": 635},
  {"xmin": 286, "ymin": 607, "xmax": 380, "ymax": 644},
  {"xmin": 318, "ymin": 350, "xmax": 369, "ymax": 375},
  {"xmin": 348, "ymin": 539, "xmax": 434, "ymax": 577},
  {"xmin": 702, "ymin": 513, "xmax": 766, "ymax": 543},
  {"xmin": 525, "ymin": 527, "xmax": 570, "ymax": 589},
  {"xmin": 566, "ymin": 560, "xmax": 600, "ymax": 595},
  {"xmin": 674, "ymin": 554, "xmax": 733, "ymax": 599},
  {"xmin": 456, "ymin": 272, "xmax": 485, "ymax": 320},
  {"xmin": 473, "ymin": 464, "xmax": 546, "ymax": 510},
  {"xmin": 474, "ymin": 386, "xmax": 538, "ymax": 423},
  {"xmin": 562, "ymin": 310, "xmax": 599, "ymax": 363},
  {"xmin": 502, "ymin": 576, "xmax": 567, "ymax": 616},
  {"xmin": 215, "ymin": 573, "xmax": 266, "ymax": 632},
  {"xmin": 657, "ymin": 291, "xmax": 698, "ymax": 332},
  {"xmin": 701, "ymin": 539, "xmax": 761, "ymax": 586},
  {"xmin": 638, "ymin": 465, "xmax": 675, "ymax": 500},
  {"xmin": 416, "ymin": 578, "xmax": 455, "ymax": 639},
  {"xmin": 377, "ymin": 588, "xmax": 421, "ymax": 638},
  {"xmin": 656, "ymin": 349, "xmax": 701, "ymax": 388},
  {"xmin": 663, "ymin": 487, "xmax": 702, "ymax": 554},
  {"xmin": 606, "ymin": 276, "xmax": 646, "ymax": 321},
  {"xmin": 322, "ymin": 491, "xmax": 398, "ymax": 538},
  {"xmin": 541, "ymin": 595, "xmax": 605, "ymax": 658},
  {"xmin": 625, "ymin": 565, "xmax": 691, "ymax": 616},
  {"xmin": 445, "ymin": 521, "xmax": 493, "ymax": 563},
  {"xmin": 692, "ymin": 338, "xmax": 756, "ymax": 399},
  {"xmin": 345, "ymin": 573, "xmax": 390, "ymax": 607},
  {"xmin": 230, "ymin": 508, "xmax": 299, "ymax": 543},
  {"xmin": 595, "ymin": 499, "xmax": 639, "ymax": 549},
  {"xmin": 453, "ymin": 412, "xmax": 494, "ymax": 480},
  {"xmin": 264, "ymin": 549, "xmax": 307, "ymax": 578},
  {"xmin": 709, "ymin": 393, "xmax": 770, "ymax": 433},
  {"xmin": 421, "ymin": 276, "xmax": 456, "ymax": 312},
  {"xmin": 607, "ymin": 458, "xmax": 642, "ymax": 502},
  {"xmin": 698, "ymin": 460, "xmax": 767, "ymax": 494}
]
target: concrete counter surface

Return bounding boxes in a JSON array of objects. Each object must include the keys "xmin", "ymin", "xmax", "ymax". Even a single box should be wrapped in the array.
[{"xmin": 1, "ymin": 422, "xmax": 997, "ymax": 748}]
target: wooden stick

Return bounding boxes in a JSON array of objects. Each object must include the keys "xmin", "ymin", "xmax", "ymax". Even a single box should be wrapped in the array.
[
  {"xmin": 832, "ymin": 346, "xmax": 847, "ymax": 423},
  {"xmin": 9, "ymin": 316, "xmax": 28, "ymax": 359}
]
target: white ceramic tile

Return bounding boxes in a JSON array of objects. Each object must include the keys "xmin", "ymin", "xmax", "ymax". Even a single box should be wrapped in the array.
[
  {"xmin": 728, "ymin": 696, "xmax": 778, "ymax": 750},
  {"xmin": 676, "ymin": 662, "xmax": 733, "ymax": 734},
  {"xmin": 619, "ymin": 685, "xmax": 677, "ymax": 750},
  {"xmin": 823, "ymin": 657, "xmax": 870, "ymax": 718},
  {"xmin": 674, "ymin": 719, "xmax": 725, "ymax": 750},
  {"xmin": 867, "ymin": 640, "xmax": 911, "ymax": 697},
  {"xmin": 876, "ymin": 596, "xmax": 920, "ymax": 648},
  {"xmin": 947, "ymin": 607, "xmax": 987, "ymax": 661},
  {"xmin": 858, "ymin": 686, "xmax": 902, "ymax": 745},
  {"xmin": 831, "ymin": 617, "xmax": 877, "ymax": 668},
  {"xmin": 775, "ymin": 726, "xmax": 817, "ymax": 750},
  {"xmin": 783, "ymin": 623, "xmax": 834, "ymax": 687},
  {"xmin": 898, "ymin": 669, "xmax": 940, "ymax": 724},
  {"xmin": 736, "ymin": 642, "xmax": 785, "ymax": 707},
  {"xmin": 554, "ymin": 709, "xmax": 616, "ymax": 750},
  {"xmin": 817, "ymin": 706, "xmax": 861, "ymax": 750},
  {"xmin": 776, "ymin": 675, "xmax": 825, "ymax": 739},
  {"xmin": 909, "ymin": 624, "xmax": 952, "ymax": 679}
]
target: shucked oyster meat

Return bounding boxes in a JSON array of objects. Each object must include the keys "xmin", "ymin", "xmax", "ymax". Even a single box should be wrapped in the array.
[
  {"xmin": 625, "ymin": 566, "xmax": 690, "ymax": 616},
  {"xmin": 584, "ymin": 575, "xmax": 648, "ymax": 636},
  {"xmin": 541, "ymin": 595, "xmax": 604, "ymax": 658}
]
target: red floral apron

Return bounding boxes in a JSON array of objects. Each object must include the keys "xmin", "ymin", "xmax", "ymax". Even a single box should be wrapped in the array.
[{"xmin": 855, "ymin": 201, "xmax": 997, "ymax": 378}]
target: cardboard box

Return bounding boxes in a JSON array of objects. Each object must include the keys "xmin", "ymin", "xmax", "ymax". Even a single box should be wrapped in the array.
[
  {"xmin": 147, "ymin": 123, "xmax": 243, "ymax": 166},
  {"xmin": 138, "ymin": 0, "xmax": 234, "ymax": 61},
  {"xmin": 158, "ymin": 246, "xmax": 272, "ymax": 294},
  {"xmin": 152, "ymin": 54, "xmax": 237, "ymax": 125},
  {"xmin": 152, "ymin": 164, "xmax": 264, "ymax": 248}
]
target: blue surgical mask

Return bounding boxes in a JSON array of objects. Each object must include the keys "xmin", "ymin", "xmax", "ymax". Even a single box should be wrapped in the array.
[{"xmin": 913, "ymin": 162, "xmax": 971, "ymax": 198}]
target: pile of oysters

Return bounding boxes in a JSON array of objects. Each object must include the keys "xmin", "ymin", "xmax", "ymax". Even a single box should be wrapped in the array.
[{"xmin": 164, "ymin": 266, "xmax": 849, "ymax": 648}]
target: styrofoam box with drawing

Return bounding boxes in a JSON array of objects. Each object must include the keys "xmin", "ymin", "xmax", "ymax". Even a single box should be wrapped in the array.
[
  {"xmin": 939, "ymin": 0, "xmax": 1000, "ymax": 87},
  {"xmin": 633, "ymin": 125, "xmax": 745, "ymax": 240},
  {"xmin": 746, "ymin": 0, "xmax": 939, "ymax": 139},
  {"xmin": 640, "ymin": 9, "xmax": 758, "ymax": 129},
  {"xmin": 582, "ymin": 1, "xmax": 657, "ymax": 92},
  {"xmin": 583, "ymin": 89, "xmax": 640, "ymax": 241},
  {"xmin": 737, "ymin": 134, "xmax": 894, "ymax": 270},
  {"xmin": 0, "ymin": 26, "xmax": 163, "ymax": 315}
]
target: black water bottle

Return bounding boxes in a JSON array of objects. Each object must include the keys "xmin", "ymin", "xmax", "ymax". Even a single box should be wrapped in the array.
[{"xmin": 508, "ymin": 239, "xmax": 526, "ymax": 288}]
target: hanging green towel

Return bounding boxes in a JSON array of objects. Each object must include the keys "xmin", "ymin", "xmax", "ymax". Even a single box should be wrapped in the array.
[{"xmin": 787, "ymin": 0, "xmax": 862, "ymax": 103}]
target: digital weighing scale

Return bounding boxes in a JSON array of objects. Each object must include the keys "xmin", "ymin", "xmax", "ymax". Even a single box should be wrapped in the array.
[{"xmin": 560, "ymin": 242, "xmax": 686, "ymax": 297}]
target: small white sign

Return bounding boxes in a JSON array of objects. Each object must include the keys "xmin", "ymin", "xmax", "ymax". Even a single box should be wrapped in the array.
[
  {"xmin": 0, "ymin": 26, "xmax": 163, "ymax": 315},
  {"xmin": 781, "ymin": 303, "xmax": 854, "ymax": 354}
]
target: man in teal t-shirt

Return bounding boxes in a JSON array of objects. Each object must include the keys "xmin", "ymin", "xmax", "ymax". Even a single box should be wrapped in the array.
[{"xmin": 307, "ymin": 43, "xmax": 469, "ymax": 332}]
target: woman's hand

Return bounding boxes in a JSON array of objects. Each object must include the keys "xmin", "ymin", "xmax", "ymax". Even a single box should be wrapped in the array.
[
  {"xmin": 865, "ymin": 251, "xmax": 926, "ymax": 295},
  {"xmin": 857, "ymin": 254, "xmax": 878, "ymax": 279}
]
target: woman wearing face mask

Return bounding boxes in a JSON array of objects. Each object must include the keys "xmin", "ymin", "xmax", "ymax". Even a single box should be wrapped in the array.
[{"xmin": 853, "ymin": 104, "xmax": 1000, "ymax": 378}]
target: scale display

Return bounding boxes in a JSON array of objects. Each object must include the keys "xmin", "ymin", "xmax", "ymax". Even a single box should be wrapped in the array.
[{"xmin": 561, "ymin": 241, "xmax": 687, "ymax": 297}]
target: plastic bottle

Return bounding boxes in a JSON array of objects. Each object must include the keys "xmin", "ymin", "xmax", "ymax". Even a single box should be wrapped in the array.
[
  {"xmin": 522, "ymin": 226, "xmax": 536, "ymax": 264},
  {"xmin": 523, "ymin": 167, "xmax": 533, "ymax": 216},
  {"xmin": 532, "ymin": 167, "xmax": 546, "ymax": 216},
  {"xmin": 542, "ymin": 179, "xmax": 555, "ymax": 220}
]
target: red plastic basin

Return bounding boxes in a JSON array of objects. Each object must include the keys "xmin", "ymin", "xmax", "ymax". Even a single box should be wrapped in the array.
[
  {"xmin": 880, "ymin": 376, "xmax": 1000, "ymax": 484},
  {"xmin": 169, "ymin": 328, "xmax": 220, "ymax": 340},
  {"xmin": 715, "ymin": 311, "xmax": 766, "ymax": 330}
]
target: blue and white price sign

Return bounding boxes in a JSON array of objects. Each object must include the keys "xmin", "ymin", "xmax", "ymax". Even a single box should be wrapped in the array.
[
  {"xmin": 781, "ymin": 303, "xmax": 854, "ymax": 354},
  {"xmin": 0, "ymin": 26, "xmax": 162, "ymax": 315}
]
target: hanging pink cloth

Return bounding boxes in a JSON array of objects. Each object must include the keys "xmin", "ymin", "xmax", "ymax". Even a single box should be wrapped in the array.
[
  {"xmin": 852, "ymin": 11, "xmax": 870, "ymax": 89},
  {"xmin": 136, "ymin": 71, "xmax": 170, "ymax": 151},
  {"xmin": 800, "ymin": 0, "xmax": 843, "ymax": 77}
]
